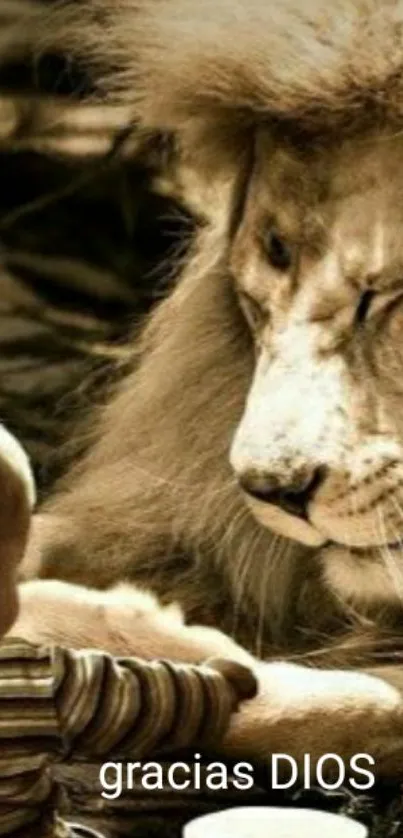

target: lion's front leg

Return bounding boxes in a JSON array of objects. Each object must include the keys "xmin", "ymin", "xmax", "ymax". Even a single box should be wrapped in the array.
[{"xmin": 221, "ymin": 660, "xmax": 403, "ymax": 779}]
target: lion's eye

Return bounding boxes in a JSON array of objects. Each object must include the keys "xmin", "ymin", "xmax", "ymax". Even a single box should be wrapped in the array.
[
  {"xmin": 263, "ymin": 227, "xmax": 293, "ymax": 272},
  {"xmin": 238, "ymin": 292, "xmax": 264, "ymax": 333},
  {"xmin": 355, "ymin": 289, "xmax": 377, "ymax": 325}
]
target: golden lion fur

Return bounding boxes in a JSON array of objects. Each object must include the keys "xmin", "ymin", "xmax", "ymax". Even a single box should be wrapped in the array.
[
  {"xmin": 6, "ymin": 0, "xmax": 403, "ymax": 775},
  {"xmin": 27, "ymin": 1, "xmax": 403, "ymax": 127},
  {"xmin": 17, "ymin": 0, "xmax": 403, "ymax": 655}
]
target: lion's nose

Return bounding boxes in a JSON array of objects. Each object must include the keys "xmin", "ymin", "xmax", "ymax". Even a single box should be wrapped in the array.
[{"xmin": 239, "ymin": 467, "xmax": 325, "ymax": 519}]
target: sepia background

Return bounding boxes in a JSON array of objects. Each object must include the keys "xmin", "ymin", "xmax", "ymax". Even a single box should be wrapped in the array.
[{"xmin": 0, "ymin": 3, "xmax": 402, "ymax": 837}]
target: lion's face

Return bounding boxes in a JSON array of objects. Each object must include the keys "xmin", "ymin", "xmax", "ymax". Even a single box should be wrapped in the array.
[{"xmin": 229, "ymin": 128, "xmax": 403, "ymax": 600}]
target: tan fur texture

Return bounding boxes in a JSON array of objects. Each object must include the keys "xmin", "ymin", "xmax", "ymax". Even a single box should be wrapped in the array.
[
  {"xmin": 27, "ymin": 1, "xmax": 403, "ymax": 126},
  {"xmin": 10, "ymin": 0, "xmax": 403, "ymax": 775},
  {"xmin": 12, "ymin": 578, "xmax": 253, "ymax": 664}
]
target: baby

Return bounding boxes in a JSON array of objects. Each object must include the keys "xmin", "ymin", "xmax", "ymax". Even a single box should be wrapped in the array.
[{"xmin": 0, "ymin": 426, "xmax": 256, "ymax": 838}]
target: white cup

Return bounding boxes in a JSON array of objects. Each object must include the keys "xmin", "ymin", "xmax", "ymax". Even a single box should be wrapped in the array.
[{"xmin": 183, "ymin": 807, "xmax": 368, "ymax": 838}]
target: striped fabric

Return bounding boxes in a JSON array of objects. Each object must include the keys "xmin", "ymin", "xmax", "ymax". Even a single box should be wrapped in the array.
[
  {"xmin": 0, "ymin": 12, "xmax": 228, "ymax": 835},
  {"xmin": 0, "ymin": 638, "xmax": 241, "ymax": 837}
]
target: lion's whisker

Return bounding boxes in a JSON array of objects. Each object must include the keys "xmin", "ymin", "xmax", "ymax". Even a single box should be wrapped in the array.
[
  {"xmin": 255, "ymin": 534, "xmax": 281, "ymax": 659},
  {"xmin": 377, "ymin": 506, "xmax": 403, "ymax": 603},
  {"xmin": 231, "ymin": 524, "xmax": 264, "ymax": 638}
]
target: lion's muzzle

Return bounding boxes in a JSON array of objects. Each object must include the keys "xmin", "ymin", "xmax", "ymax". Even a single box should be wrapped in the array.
[{"xmin": 229, "ymin": 328, "xmax": 400, "ymax": 550}]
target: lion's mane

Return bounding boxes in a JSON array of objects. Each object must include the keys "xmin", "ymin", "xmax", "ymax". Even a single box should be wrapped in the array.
[{"xmin": 15, "ymin": 0, "xmax": 403, "ymax": 657}]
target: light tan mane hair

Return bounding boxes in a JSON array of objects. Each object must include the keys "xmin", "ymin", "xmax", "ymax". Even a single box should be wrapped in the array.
[
  {"xmin": 15, "ymin": 0, "xmax": 403, "ymax": 663},
  {"xmin": 25, "ymin": 1, "xmax": 403, "ymax": 134}
]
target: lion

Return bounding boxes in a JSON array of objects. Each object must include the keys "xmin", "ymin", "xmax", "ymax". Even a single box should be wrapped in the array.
[{"xmin": 6, "ymin": 0, "xmax": 403, "ymax": 777}]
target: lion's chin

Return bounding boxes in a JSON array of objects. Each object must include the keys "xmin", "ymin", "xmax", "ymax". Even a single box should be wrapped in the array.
[
  {"xmin": 245, "ymin": 496, "xmax": 327, "ymax": 548},
  {"xmin": 320, "ymin": 542, "xmax": 403, "ymax": 606}
]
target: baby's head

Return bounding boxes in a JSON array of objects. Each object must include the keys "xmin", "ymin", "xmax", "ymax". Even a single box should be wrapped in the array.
[{"xmin": 0, "ymin": 427, "xmax": 35, "ymax": 636}]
